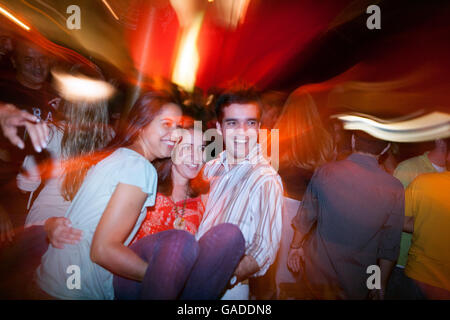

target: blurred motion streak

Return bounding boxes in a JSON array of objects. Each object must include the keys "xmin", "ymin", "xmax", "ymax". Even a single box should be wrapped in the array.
[
  {"xmin": 213, "ymin": 0, "xmax": 252, "ymax": 29},
  {"xmin": 102, "ymin": 0, "xmax": 119, "ymax": 21},
  {"xmin": 172, "ymin": 12, "xmax": 205, "ymax": 92},
  {"xmin": 52, "ymin": 70, "xmax": 116, "ymax": 102},
  {"xmin": 0, "ymin": 4, "xmax": 31, "ymax": 31},
  {"xmin": 334, "ymin": 112, "xmax": 450, "ymax": 142}
]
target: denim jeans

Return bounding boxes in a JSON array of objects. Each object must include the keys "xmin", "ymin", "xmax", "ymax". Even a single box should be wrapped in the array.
[{"xmin": 113, "ymin": 223, "xmax": 245, "ymax": 300}]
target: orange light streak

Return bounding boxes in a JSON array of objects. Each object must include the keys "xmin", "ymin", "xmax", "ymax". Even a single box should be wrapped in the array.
[
  {"xmin": 0, "ymin": 5, "xmax": 31, "ymax": 31},
  {"xmin": 102, "ymin": 0, "xmax": 119, "ymax": 20},
  {"xmin": 172, "ymin": 12, "xmax": 205, "ymax": 92}
]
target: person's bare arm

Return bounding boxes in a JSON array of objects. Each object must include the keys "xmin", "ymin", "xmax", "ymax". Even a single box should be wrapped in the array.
[
  {"xmin": 287, "ymin": 229, "xmax": 305, "ymax": 273},
  {"xmin": 0, "ymin": 103, "xmax": 49, "ymax": 152},
  {"xmin": 90, "ymin": 183, "xmax": 149, "ymax": 282},
  {"xmin": 368, "ymin": 258, "xmax": 395, "ymax": 300}
]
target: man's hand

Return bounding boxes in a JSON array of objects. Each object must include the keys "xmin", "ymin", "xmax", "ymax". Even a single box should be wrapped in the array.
[
  {"xmin": 233, "ymin": 255, "xmax": 260, "ymax": 285},
  {"xmin": 287, "ymin": 247, "xmax": 304, "ymax": 273},
  {"xmin": 0, "ymin": 205, "xmax": 15, "ymax": 242},
  {"xmin": 0, "ymin": 103, "xmax": 49, "ymax": 152},
  {"xmin": 44, "ymin": 217, "xmax": 83, "ymax": 249}
]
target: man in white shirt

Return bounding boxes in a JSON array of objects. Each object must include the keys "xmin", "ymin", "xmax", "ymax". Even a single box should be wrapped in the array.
[{"xmin": 195, "ymin": 89, "xmax": 284, "ymax": 299}]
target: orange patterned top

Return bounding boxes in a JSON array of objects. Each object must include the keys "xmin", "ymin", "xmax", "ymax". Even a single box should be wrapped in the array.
[{"xmin": 131, "ymin": 192, "xmax": 204, "ymax": 245}]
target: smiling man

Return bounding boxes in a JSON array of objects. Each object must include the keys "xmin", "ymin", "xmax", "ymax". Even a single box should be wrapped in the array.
[{"xmin": 194, "ymin": 89, "xmax": 284, "ymax": 299}]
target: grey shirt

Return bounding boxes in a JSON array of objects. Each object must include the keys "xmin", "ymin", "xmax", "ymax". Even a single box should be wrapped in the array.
[{"xmin": 292, "ymin": 153, "xmax": 404, "ymax": 299}]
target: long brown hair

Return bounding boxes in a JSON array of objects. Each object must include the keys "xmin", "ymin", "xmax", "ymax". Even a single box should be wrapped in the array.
[
  {"xmin": 275, "ymin": 88, "xmax": 334, "ymax": 171},
  {"xmin": 60, "ymin": 100, "xmax": 112, "ymax": 201}
]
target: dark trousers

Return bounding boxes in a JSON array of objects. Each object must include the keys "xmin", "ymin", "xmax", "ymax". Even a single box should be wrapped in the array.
[
  {"xmin": 385, "ymin": 266, "xmax": 426, "ymax": 300},
  {"xmin": 0, "ymin": 226, "xmax": 49, "ymax": 299},
  {"xmin": 114, "ymin": 223, "xmax": 245, "ymax": 300}
]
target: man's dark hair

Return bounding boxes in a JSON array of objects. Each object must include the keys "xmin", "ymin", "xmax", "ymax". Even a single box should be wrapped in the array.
[
  {"xmin": 353, "ymin": 131, "xmax": 389, "ymax": 155},
  {"xmin": 214, "ymin": 88, "xmax": 262, "ymax": 123}
]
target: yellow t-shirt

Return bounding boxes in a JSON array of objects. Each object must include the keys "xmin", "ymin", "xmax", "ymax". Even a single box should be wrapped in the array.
[
  {"xmin": 393, "ymin": 152, "xmax": 438, "ymax": 267},
  {"xmin": 405, "ymin": 172, "xmax": 450, "ymax": 291}
]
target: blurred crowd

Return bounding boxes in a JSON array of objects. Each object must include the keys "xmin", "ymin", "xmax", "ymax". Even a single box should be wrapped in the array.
[{"xmin": 0, "ymin": 28, "xmax": 449, "ymax": 300}]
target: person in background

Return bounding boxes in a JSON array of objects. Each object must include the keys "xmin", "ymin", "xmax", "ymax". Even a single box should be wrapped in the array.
[
  {"xmin": 0, "ymin": 38, "xmax": 61, "ymax": 237},
  {"xmin": 0, "ymin": 103, "xmax": 49, "ymax": 245},
  {"xmin": 394, "ymin": 139, "xmax": 448, "ymax": 188},
  {"xmin": 379, "ymin": 142, "xmax": 400, "ymax": 175},
  {"xmin": 403, "ymin": 150, "xmax": 450, "ymax": 299},
  {"xmin": 0, "ymin": 97, "xmax": 112, "ymax": 299},
  {"xmin": 387, "ymin": 138, "xmax": 448, "ymax": 299},
  {"xmin": 252, "ymin": 88, "xmax": 335, "ymax": 300},
  {"xmin": 288, "ymin": 131, "xmax": 404, "ymax": 299},
  {"xmin": 274, "ymin": 88, "xmax": 335, "ymax": 201},
  {"xmin": 0, "ymin": 27, "xmax": 14, "ymax": 73},
  {"xmin": 260, "ymin": 91, "xmax": 285, "ymax": 130}
]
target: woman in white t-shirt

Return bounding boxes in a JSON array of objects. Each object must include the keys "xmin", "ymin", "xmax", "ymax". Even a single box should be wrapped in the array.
[
  {"xmin": 0, "ymin": 98, "xmax": 112, "ymax": 299},
  {"xmin": 34, "ymin": 89, "xmax": 245, "ymax": 300}
]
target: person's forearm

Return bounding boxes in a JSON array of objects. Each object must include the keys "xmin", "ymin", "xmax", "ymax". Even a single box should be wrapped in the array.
[
  {"xmin": 290, "ymin": 229, "xmax": 304, "ymax": 248},
  {"xmin": 91, "ymin": 243, "xmax": 148, "ymax": 282},
  {"xmin": 379, "ymin": 258, "xmax": 395, "ymax": 289},
  {"xmin": 234, "ymin": 255, "xmax": 260, "ymax": 281}
]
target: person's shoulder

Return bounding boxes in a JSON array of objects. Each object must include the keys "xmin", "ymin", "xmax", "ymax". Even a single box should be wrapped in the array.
[
  {"xmin": 379, "ymin": 169, "xmax": 405, "ymax": 191},
  {"xmin": 311, "ymin": 158, "xmax": 345, "ymax": 179},
  {"xmin": 410, "ymin": 171, "xmax": 448, "ymax": 188},
  {"xmin": 253, "ymin": 160, "xmax": 281, "ymax": 179},
  {"xmin": 101, "ymin": 148, "xmax": 155, "ymax": 173},
  {"xmin": 395, "ymin": 154, "xmax": 426, "ymax": 171},
  {"xmin": 251, "ymin": 162, "xmax": 284, "ymax": 191}
]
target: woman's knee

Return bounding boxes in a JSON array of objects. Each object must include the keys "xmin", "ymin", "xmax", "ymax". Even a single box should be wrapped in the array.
[
  {"xmin": 131, "ymin": 230, "xmax": 197, "ymax": 260},
  {"xmin": 207, "ymin": 223, "xmax": 245, "ymax": 250},
  {"xmin": 161, "ymin": 229, "xmax": 199, "ymax": 259}
]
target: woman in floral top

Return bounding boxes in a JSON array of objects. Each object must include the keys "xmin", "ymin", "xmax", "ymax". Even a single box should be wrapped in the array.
[{"xmin": 132, "ymin": 125, "xmax": 208, "ymax": 244}]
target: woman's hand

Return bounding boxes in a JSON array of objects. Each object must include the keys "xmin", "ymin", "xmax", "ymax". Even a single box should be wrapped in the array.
[
  {"xmin": 44, "ymin": 217, "xmax": 83, "ymax": 249},
  {"xmin": 287, "ymin": 247, "xmax": 304, "ymax": 273}
]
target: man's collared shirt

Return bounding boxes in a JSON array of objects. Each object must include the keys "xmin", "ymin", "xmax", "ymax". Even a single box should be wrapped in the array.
[
  {"xmin": 196, "ymin": 144, "xmax": 284, "ymax": 277},
  {"xmin": 292, "ymin": 153, "xmax": 404, "ymax": 299}
]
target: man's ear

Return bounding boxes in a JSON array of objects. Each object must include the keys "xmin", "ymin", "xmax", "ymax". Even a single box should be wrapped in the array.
[{"xmin": 216, "ymin": 121, "xmax": 223, "ymax": 136}]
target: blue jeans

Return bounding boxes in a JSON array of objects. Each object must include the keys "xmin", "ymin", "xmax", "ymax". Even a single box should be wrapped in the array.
[{"xmin": 113, "ymin": 223, "xmax": 245, "ymax": 300}]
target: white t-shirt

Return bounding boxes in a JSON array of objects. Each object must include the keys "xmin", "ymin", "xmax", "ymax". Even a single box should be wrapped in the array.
[
  {"xmin": 36, "ymin": 147, "xmax": 157, "ymax": 300},
  {"xmin": 17, "ymin": 124, "xmax": 71, "ymax": 227}
]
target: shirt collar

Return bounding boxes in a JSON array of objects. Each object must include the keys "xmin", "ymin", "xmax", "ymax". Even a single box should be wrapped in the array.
[
  {"xmin": 219, "ymin": 144, "xmax": 265, "ymax": 172},
  {"xmin": 348, "ymin": 152, "xmax": 379, "ymax": 169}
]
